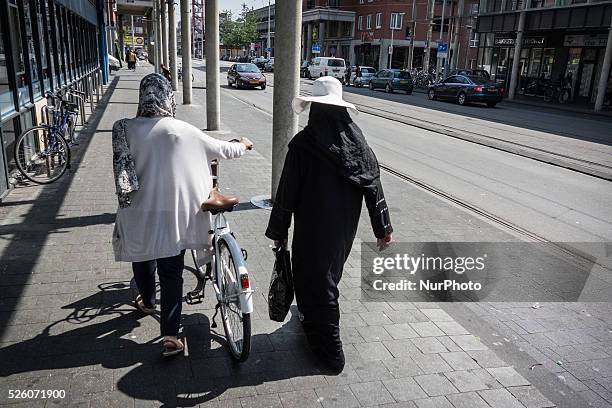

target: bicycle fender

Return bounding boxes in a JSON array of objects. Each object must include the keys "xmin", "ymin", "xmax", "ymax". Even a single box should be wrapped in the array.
[{"xmin": 220, "ymin": 232, "xmax": 254, "ymax": 315}]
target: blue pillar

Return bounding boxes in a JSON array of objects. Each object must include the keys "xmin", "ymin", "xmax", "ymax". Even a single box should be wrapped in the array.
[{"xmin": 97, "ymin": 0, "xmax": 109, "ymax": 84}]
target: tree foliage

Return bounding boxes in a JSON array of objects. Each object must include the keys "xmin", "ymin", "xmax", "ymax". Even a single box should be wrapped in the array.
[{"xmin": 219, "ymin": 5, "xmax": 260, "ymax": 49}]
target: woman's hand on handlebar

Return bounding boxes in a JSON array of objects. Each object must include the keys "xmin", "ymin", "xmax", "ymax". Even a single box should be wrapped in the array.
[{"xmin": 240, "ymin": 137, "xmax": 254, "ymax": 151}]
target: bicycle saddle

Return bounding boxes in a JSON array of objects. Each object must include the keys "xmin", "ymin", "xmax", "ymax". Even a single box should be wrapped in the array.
[
  {"xmin": 201, "ymin": 190, "xmax": 239, "ymax": 214},
  {"xmin": 64, "ymin": 102, "xmax": 78, "ymax": 112}
]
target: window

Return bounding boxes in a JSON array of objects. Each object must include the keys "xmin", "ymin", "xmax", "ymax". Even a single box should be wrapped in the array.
[
  {"xmin": 366, "ymin": 15, "xmax": 371, "ymax": 29},
  {"xmin": 390, "ymin": 13, "xmax": 403, "ymax": 30},
  {"xmin": 0, "ymin": 24, "xmax": 15, "ymax": 118},
  {"xmin": 358, "ymin": 15, "xmax": 363, "ymax": 30},
  {"xmin": 375, "ymin": 13, "xmax": 382, "ymax": 28},
  {"xmin": 22, "ymin": 0, "xmax": 41, "ymax": 99}
]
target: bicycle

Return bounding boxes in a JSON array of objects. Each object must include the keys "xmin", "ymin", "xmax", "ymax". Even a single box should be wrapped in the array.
[
  {"xmin": 186, "ymin": 158, "xmax": 254, "ymax": 362},
  {"xmin": 14, "ymin": 90, "xmax": 79, "ymax": 184}
]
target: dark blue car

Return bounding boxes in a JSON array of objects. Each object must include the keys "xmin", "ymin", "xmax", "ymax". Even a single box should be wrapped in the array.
[{"xmin": 428, "ymin": 75, "xmax": 504, "ymax": 107}]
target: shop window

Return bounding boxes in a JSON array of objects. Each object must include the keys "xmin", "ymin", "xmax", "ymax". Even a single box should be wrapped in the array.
[
  {"xmin": 2, "ymin": 117, "xmax": 18, "ymax": 178},
  {"xmin": 22, "ymin": 0, "xmax": 41, "ymax": 99},
  {"xmin": 0, "ymin": 26, "xmax": 16, "ymax": 118},
  {"xmin": 528, "ymin": 48, "xmax": 542, "ymax": 77},
  {"xmin": 7, "ymin": 2, "xmax": 30, "ymax": 107},
  {"xmin": 37, "ymin": 0, "xmax": 53, "ymax": 91},
  {"xmin": 541, "ymin": 48, "xmax": 554, "ymax": 79}
]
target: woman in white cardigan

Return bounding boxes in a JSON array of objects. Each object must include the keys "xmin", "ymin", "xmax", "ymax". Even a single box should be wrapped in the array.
[{"xmin": 112, "ymin": 73, "xmax": 253, "ymax": 356}]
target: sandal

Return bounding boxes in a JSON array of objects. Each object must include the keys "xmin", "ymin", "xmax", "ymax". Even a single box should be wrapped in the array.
[
  {"xmin": 135, "ymin": 295, "xmax": 156, "ymax": 315},
  {"xmin": 162, "ymin": 337, "xmax": 184, "ymax": 357}
]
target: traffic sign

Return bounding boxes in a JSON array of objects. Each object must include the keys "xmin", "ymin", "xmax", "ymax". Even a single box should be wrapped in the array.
[
  {"xmin": 437, "ymin": 42, "xmax": 448, "ymax": 58},
  {"xmin": 388, "ymin": 45, "xmax": 393, "ymax": 55},
  {"xmin": 312, "ymin": 43, "xmax": 321, "ymax": 54},
  {"xmin": 267, "ymin": 47, "xmax": 272, "ymax": 52}
]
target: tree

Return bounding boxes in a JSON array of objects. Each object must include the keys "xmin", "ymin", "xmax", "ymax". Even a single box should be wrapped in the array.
[{"xmin": 220, "ymin": 5, "xmax": 260, "ymax": 50}]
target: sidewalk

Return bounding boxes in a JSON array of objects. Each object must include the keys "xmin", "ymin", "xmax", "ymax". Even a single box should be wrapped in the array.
[{"xmin": 0, "ymin": 66, "xmax": 594, "ymax": 408}]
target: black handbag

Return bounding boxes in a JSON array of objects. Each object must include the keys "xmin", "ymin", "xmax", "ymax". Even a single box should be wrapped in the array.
[{"xmin": 268, "ymin": 245, "xmax": 294, "ymax": 322}]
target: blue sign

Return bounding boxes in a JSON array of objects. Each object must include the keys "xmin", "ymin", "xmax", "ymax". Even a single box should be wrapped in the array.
[
  {"xmin": 267, "ymin": 47, "xmax": 273, "ymax": 52},
  {"xmin": 312, "ymin": 43, "xmax": 321, "ymax": 54},
  {"xmin": 437, "ymin": 42, "xmax": 448, "ymax": 57}
]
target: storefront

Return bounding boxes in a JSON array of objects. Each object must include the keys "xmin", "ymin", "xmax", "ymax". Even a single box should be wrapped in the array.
[
  {"xmin": 0, "ymin": 0, "xmax": 105, "ymax": 198},
  {"xmin": 477, "ymin": 30, "xmax": 610, "ymax": 105}
]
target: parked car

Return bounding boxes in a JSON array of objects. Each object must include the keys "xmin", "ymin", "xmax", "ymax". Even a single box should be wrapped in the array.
[
  {"xmin": 108, "ymin": 54, "xmax": 120, "ymax": 71},
  {"xmin": 301, "ymin": 60, "xmax": 311, "ymax": 78},
  {"xmin": 252, "ymin": 56, "xmax": 268, "ymax": 69},
  {"xmin": 427, "ymin": 75, "xmax": 503, "ymax": 107},
  {"xmin": 350, "ymin": 66, "xmax": 376, "ymax": 87},
  {"xmin": 446, "ymin": 69, "xmax": 490, "ymax": 80},
  {"xmin": 368, "ymin": 69, "xmax": 413, "ymax": 94},
  {"xmin": 227, "ymin": 63, "xmax": 266, "ymax": 90},
  {"xmin": 308, "ymin": 57, "xmax": 346, "ymax": 82},
  {"xmin": 264, "ymin": 58, "xmax": 275, "ymax": 72}
]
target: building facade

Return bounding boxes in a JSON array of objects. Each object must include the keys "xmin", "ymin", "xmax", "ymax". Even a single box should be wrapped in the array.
[
  {"xmin": 475, "ymin": 0, "xmax": 612, "ymax": 108},
  {"xmin": 0, "ymin": 0, "xmax": 106, "ymax": 198}
]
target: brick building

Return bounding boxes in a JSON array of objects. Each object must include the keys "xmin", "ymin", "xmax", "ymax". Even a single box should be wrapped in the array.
[{"xmin": 299, "ymin": 0, "xmax": 479, "ymax": 71}]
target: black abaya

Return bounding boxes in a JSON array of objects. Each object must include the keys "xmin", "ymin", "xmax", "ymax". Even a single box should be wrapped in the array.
[{"xmin": 265, "ymin": 104, "xmax": 392, "ymax": 373}]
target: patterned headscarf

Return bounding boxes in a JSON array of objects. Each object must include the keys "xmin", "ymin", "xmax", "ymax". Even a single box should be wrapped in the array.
[{"xmin": 136, "ymin": 73, "xmax": 176, "ymax": 118}]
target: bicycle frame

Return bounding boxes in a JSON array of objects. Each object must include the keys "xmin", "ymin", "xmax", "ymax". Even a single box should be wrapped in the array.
[{"xmin": 210, "ymin": 212, "xmax": 254, "ymax": 315}]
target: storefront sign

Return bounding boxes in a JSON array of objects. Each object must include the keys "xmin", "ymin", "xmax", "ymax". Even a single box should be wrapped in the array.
[
  {"xmin": 494, "ymin": 37, "xmax": 545, "ymax": 46},
  {"xmin": 563, "ymin": 34, "xmax": 608, "ymax": 47},
  {"xmin": 124, "ymin": 35, "xmax": 144, "ymax": 46}
]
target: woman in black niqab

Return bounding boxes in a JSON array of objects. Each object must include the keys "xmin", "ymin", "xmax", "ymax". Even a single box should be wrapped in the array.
[{"xmin": 266, "ymin": 102, "xmax": 393, "ymax": 373}]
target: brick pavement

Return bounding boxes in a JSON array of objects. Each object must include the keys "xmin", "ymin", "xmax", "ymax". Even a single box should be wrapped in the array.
[{"xmin": 0, "ymin": 66, "xmax": 602, "ymax": 408}]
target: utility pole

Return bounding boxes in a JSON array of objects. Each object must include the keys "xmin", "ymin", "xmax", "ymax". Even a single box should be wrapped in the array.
[
  {"xmin": 508, "ymin": 1, "xmax": 525, "ymax": 100},
  {"xmin": 424, "ymin": 0, "xmax": 434, "ymax": 72},
  {"xmin": 205, "ymin": 0, "xmax": 220, "ymax": 130},
  {"xmin": 267, "ymin": 0, "xmax": 271, "ymax": 58},
  {"xmin": 180, "ymin": 0, "xmax": 192, "ymax": 104},
  {"xmin": 272, "ymin": 1, "xmax": 302, "ymax": 200},
  {"xmin": 389, "ymin": 13, "xmax": 405, "ymax": 69},
  {"xmin": 408, "ymin": 0, "xmax": 417, "ymax": 70},
  {"xmin": 131, "ymin": 15, "xmax": 135, "ymax": 50},
  {"xmin": 201, "ymin": 6, "xmax": 204, "ymax": 60},
  {"xmin": 168, "ymin": 0, "xmax": 178, "ymax": 91},
  {"xmin": 153, "ymin": 0, "xmax": 159, "ymax": 72},
  {"xmin": 156, "ymin": 0, "xmax": 163, "ymax": 72},
  {"xmin": 436, "ymin": 0, "xmax": 446, "ymax": 79},
  {"xmin": 451, "ymin": 0, "xmax": 464, "ymax": 70}
]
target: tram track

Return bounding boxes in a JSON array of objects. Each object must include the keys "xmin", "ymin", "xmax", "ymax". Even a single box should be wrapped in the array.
[{"xmin": 223, "ymin": 86, "xmax": 612, "ymax": 275}]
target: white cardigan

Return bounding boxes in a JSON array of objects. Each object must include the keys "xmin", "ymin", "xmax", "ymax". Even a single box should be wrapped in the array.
[{"xmin": 113, "ymin": 116, "xmax": 246, "ymax": 262}]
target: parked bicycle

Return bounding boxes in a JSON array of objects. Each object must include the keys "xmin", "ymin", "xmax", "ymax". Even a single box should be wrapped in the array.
[
  {"xmin": 14, "ymin": 90, "xmax": 80, "ymax": 184},
  {"xmin": 187, "ymin": 157, "xmax": 254, "ymax": 362}
]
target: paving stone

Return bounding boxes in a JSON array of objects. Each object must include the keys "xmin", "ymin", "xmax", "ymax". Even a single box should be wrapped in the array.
[
  {"xmin": 478, "ymin": 389, "xmax": 525, "ymax": 408},
  {"xmin": 349, "ymin": 380, "xmax": 395, "ymax": 406},
  {"xmin": 414, "ymin": 396, "xmax": 454, "ymax": 408},
  {"xmin": 383, "ymin": 357, "xmax": 424, "ymax": 379},
  {"xmin": 411, "ymin": 353, "xmax": 454, "ymax": 374},
  {"xmin": 434, "ymin": 321, "xmax": 470, "ymax": 336},
  {"xmin": 411, "ymin": 337, "xmax": 448, "ymax": 354},
  {"xmin": 354, "ymin": 342, "xmax": 395, "ymax": 361},
  {"xmin": 384, "ymin": 323, "xmax": 420, "ymax": 340},
  {"xmin": 440, "ymin": 352, "xmax": 480, "ymax": 371},
  {"xmin": 278, "ymin": 389, "xmax": 323, "ymax": 408},
  {"xmin": 382, "ymin": 378, "xmax": 428, "ymax": 402},
  {"xmin": 383, "ymin": 339, "xmax": 421, "ymax": 358},
  {"xmin": 487, "ymin": 367, "xmax": 531, "ymax": 387},
  {"xmin": 410, "ymin": 322, "xmax": 445, "ymax": 337},
  {"xmin": 449, "ymin": 335, "xmax": 488, "ymax": 351},
  {"xmin": 414, "ymin": 373, "xmax": 459, "ymax": 396},
  {"xmin": 240, "ymin": 394, "xmax": 283, "ymax": 408},
  {"xmin": 314, "ymin": 385, "xmax": 360, "ymax": 408},
  {"xmin": 507, "ymin": 385, "xmax": 556, "ymax": 408},
  {"xmin": 444, "ymin": 370, "xmax": 490, "ymax": 392},
  {"xmin": 357, "ymin": 325, "xmax": 393, "ymax": 342},
  {"xmin": 352, "ymin": 360, "xmax": 394, "ymax": 382},
  {"xmin": 419, "ymin": 309, "xmax": 454, "ymax": 322},
  {"xmin": 445, "ymin": 391, "xmax": 490, "ymax": 408},
  {"xmin": 467, "ymin": 350, "xmax": 507, "ymax": 368}
]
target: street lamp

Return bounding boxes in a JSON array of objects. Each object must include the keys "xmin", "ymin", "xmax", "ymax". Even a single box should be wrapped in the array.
[{"xmin": 389, "ymin": 12, "xmax": 405, "ymax": 69}]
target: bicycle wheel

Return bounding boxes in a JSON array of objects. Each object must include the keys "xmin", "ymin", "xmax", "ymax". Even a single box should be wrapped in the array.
[
  {"xmin": 216, "ymin": 236, "xmax": 251, "ymax": 362},
  {"xmin": 14, "ymin": 126, "xmax": 70, "ymax": 184}
]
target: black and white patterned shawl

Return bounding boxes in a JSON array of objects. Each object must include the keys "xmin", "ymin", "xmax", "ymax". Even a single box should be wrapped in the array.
[{"xmin": 112, "ymin": 73, "xmax": 176, "ymax": 207}]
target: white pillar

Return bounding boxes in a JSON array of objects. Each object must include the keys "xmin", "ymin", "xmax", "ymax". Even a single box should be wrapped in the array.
[
  {"xmin": 180, "ymin": 0, "xmax": 192, "ymax": 104},
  {"xmin": 594, "ymin": 22, "xmax": 612, "ymax": 111},
  {"xmin": 161, "ymin": 0, "xmax": 168, "ymax": 67},
  {"xmin": 451, "ymin": 0, "xmax": 464, "ymax": 70},
  {"xmin": 306, "ymin": 23, "xmax": 313, "ymax": 61},
  {"xmin": 272, "ymin": 1, "xmax": 302, "ymax": 200},
  {"xmin": 319, "ymin": 21, "xmax": 326, "ymax": 56},
  {"xmin": 156, "ymin": 0, "xmax": 163, "ymax": 72},
  {"xmin": 424, "ymin": 0, "xmax": 434, "ymax": 72},
  {"xmin": 168, "ymin": 0, "xmax": 178, "ymax": 91},
  {"xmin": 153, "ymin": 0, "xmax": 160, "ymax": 73},
  {"xmin": 205, "ymin": 0, "xmax": 220, "ymax": 130},
  {"xmin": 508, "ymin": 8, "xmax": 525, "ymax": 100}
]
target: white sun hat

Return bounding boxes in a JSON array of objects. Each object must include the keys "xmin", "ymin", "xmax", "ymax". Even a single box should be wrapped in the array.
[{"xmin": 292, "ymin": 76, "xmax": 357, "ymax": 114}]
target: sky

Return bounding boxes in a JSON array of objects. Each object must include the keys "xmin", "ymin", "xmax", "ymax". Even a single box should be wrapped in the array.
[{"xmin": 222, "ymin": 0, "xmax": 275, "ymax": 16}]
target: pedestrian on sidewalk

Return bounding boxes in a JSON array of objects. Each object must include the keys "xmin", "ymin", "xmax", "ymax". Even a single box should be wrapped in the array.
[
  {"xmin": 111, "ymin": 73, "xmax": 253, "ymax": 357},
  {"xmin": 127, "ymin": 49, "xmax": 137, "ymax": 71},
  {"xmin": 265, "ymin": 76, "xmax": 393, "ymax": 373},
  {"xmin": 160, "ymin": 64, "xmax": 172, "ymax": 83}
]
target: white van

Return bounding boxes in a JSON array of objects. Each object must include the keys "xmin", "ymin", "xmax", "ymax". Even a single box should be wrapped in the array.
[{"xmin": 308, "ymin": 57, "xmax": 346, "ymax": 82}]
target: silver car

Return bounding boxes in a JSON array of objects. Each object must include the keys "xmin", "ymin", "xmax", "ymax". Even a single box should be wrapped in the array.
[{"xmin": 350, "ymin": 66, "xmax": 376, "ymax": 87}]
